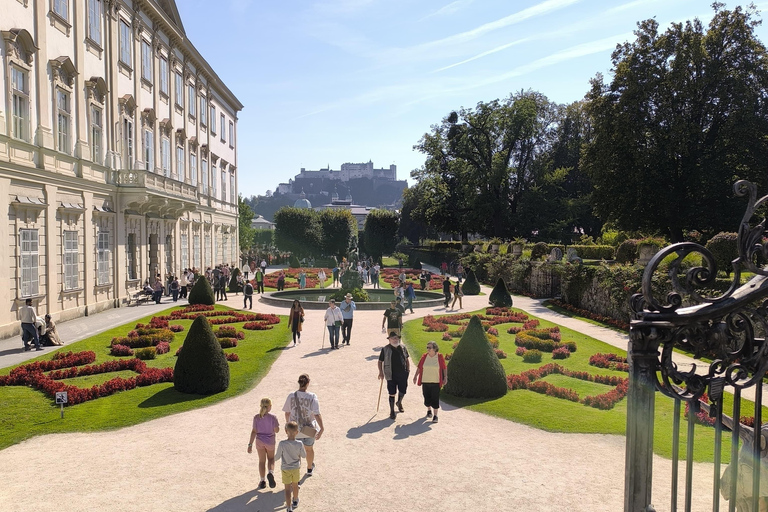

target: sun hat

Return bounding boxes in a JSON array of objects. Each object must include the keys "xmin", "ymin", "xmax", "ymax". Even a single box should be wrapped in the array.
[
  {"xmin": 345, "ymin": 293, "xmax": 353, "ymax": 299},
  {"xmin": 388, "ymin": 331, "xmax": 401, "ymax": 339}
]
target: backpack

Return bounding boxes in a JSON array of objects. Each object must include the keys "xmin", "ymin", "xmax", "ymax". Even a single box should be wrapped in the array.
[{"xmin": 244, "ymin": 283, "xmax": 254, "ymax": 296}]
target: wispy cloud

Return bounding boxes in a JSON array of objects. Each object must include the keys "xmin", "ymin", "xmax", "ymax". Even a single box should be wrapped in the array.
[
  {"xmin": 419, "ymin": 0, "xmax": 582, "ymax": 49},
  {"xmin": 606, "ymin": 0, "xmax": 661, "ymax": 15},
  {"xmin": 420, "ymin": 0, "xmax": 474, "ymax": 22},
  {"xmin": 434, "ymin": 38, "xmax": 531, "ymax": 72}
]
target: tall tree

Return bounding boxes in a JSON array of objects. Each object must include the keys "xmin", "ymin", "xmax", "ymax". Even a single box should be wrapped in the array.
[
  {"xmin": 583, "ymin": 4, "xmax": 768, "ymax": 242},
  {"xmin": 363, "ymin": 209, "xmax": 399, "ymax": 260},
  {"xmin": 273, "ymin": 207, "xmax": 321, "ymax": 259},
  {"xmin": 318, "ymin": 209, "xmax": 356, "ymax": 260},
  {"xmin": 238, "ymin": 195, "xmax": 256, "ymax": 251},
  {"xmin": 413, "ymin": 90, "xmax": 559, "ymax": 238}
]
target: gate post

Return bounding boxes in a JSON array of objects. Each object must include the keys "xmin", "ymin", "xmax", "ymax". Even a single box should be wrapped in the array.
[{"xmin": 624, "ymin": 326, "xmax": 661, "ymax": 512}]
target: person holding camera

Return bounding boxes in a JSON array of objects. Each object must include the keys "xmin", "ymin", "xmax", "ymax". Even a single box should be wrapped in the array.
[{"xmin": 282, "ymin": 374, "xmax": 323, "ymax": 477}]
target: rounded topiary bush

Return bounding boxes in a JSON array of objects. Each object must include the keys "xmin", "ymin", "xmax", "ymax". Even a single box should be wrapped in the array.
[
  {"xmin": 174, "ymin": 315, "xmax": 230, "ymax": 394},
  {"xmin": 531, "ymin": 242, "xmax": 549, "ymax": 260},
  {"xmin": 489, "ymin": 278, "xmax": 513, "ymax": 308},
  {"xmin": 705, "ymin": 232, "xmax": 738, "ymax": 277},
  {"xmin": 615, "ymin": 239, "xmax": 638, "ymax": 264},
  {"xmin": 188, "ymin": 275, "xmax": 215, "ymax": 305},
  {"xmin": 289, "ymin": 255, "xmax": 301, "ymax": 268},
  {"xmin": 522, "ymin": 349, "xmax": 542, "ymax": 363},
  {"xmin": 462, "ymin": 269, "xmax": 481, "ymax": 295},
  {"xmin": 443, "ymin": 316, "xmax": 507, "ymax": 399}
]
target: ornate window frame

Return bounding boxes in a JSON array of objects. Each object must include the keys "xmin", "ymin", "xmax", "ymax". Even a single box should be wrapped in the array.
[
  {"xmin": 85, "ymin": 77, "xmax": 107, "ymax": 165},
  {"xmin": 50, "ymin": 56, "xmax": 77, "ymax": 155},
  {"xmin": 3, "ymin": 29, "xmax": 38, "ymax": 143}
]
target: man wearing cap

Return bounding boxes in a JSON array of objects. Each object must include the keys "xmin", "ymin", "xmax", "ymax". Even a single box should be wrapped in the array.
[
  {"xmin": 378, "ymin": 332, "xmax": 410, "ymax": 420},
  {"xmin": 340, "ymin": 293, "xmax": 356, "ymax": 346}
]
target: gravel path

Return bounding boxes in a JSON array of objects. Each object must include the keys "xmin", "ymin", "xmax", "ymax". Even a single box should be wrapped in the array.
[{"xmin": 0, "ymin": 284, "xmax": 725, "ymax": 511}]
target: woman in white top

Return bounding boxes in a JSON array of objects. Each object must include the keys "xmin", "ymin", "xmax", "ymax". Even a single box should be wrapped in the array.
[
  {"xmin": 317, "ymin": 269, "xmax": 327, "ymax": 289},
  {"xmin": 412, "ymin": 341, "xmax": 448, "ymax": 423},
  {"xmin": 282, "ymin": 374, "xmax": 324, "ymax": 476},
  {"xmin": 324, "ymin": 299, "xmax": 343, "ymax": 349}
]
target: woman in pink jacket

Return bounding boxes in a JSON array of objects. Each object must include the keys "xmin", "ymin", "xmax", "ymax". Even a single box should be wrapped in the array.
[{"xmin": 412, "ymin": 341, "xmax": 447, "ymax": 423}]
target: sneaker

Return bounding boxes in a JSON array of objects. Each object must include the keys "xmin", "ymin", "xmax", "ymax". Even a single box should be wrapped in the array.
[
  {"xmin": 389, "ymin": 411, "xmax": 396, "ymax": 420},
  {"xmin": 23, "ymin": 346, "xmax": 30, "ymax": 352},
  {"xmin": 307, "ymin": 463, "xmax": 315, "ymax": 476},
  {"xmin": 292, "ymin": 498, "xmax": 300, "ymax": 508},
  {"xmin": 36, "ymin": 347, "xmax": 44, "ymax": 351},
  {"xmin": 396, "ymin": 401, "xmax": 404, "ymax": 413},
  {"xmin": 286, "ymin": 507, "xmax": 293, "ymax": 512},
  {"xmin": 426, "ymin": 410, "xmax": 432, "ymax": 418},
  {"xmin": 433, "ymin": 415, "xmax": 438, "ymax": 423},
  {"xmin": 258, "ymin": 480, "xmax": 266, "ymax": 490},
  {"xmin": 267, "ymin": 473, "xmax": 276, "ymax": 488}
]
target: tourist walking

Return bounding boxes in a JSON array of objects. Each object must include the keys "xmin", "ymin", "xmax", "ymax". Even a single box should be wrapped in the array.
[
  {"xmin": 243, "ymin": 280, "xmax": 254, "ymax": 310},
  {"xmin": 219, "ymin": 274, "xmax": 228, "ymax": 301},
  {"xmin": 261, "ymin": 258, "xmax": 268, "ymax": 277},
  {"xmin": 332, "ymin": 266, "xmax": 339, "ymax": 287},
  {"xmin": 274, "ymin": 422, "xmax": 305, "ymax": 512},
  {"xmin": 170, "ymin": 276, "xmax": 180, "ymax": 302},
  {"xmin": 282, "ymin": 374, "xmax": 323, "ymax": 477},
  {"xmin": 324, "ymin": 299, "xmax": 343, "ymax": 349},
  {"xmin": 371, "ymin": 263, "xmax": 380, "ymax": 289},
  {"xmin": 298, "ymin": 270, "xmax": 307, "ymax": 290},
  {"xmin": 451, "ymin": 280, "xmax": 463, "ymax": 310},
  {"xmin": 340, "ymin": 293, "xmax": 356, "ymax": 345},
  {"xmin": 288, "ymin": 300, "xmax": 304, "ymax": 346},
  {"xmin": 255, "ymin": 269, "xmax": 265, "ymax": 294},
  {"xmin": 378, "ymin": 332, "xmax": 411, "ymax": 420},
  {"xmin": 405, "ymin": 282, "xmax": 416, "ymax": 314},
  {"xmin": 248, "ymin": 397, "xmax": 281, "ymax": 490},
  {"xmin": 442, "ymin": 275, "xmax": 452, "ymax": 308},
  {"xmin": 318, "ymin": 269, "xmax": 326, "ymax": 289},
  {"xmin": 419, "ymin": 271, "xmax": 427, "ymax": 291},
  {"xmin": 179, "ymin": 270, "xmax": 188, "ymax": 299},
  {"xmin": 20, "ymin": 298, "xmax": 41, "ymax": 351},
  {"xmin": 381, "ymin": 300, "xmax": 403, "ymax": 336},
  {"xmin": 413, "ymin": 341, "xmax": 447, "ymax": 423},
  {"xmin": 152, "ymin": 276, "xmax": 164, "ymax": 304}
]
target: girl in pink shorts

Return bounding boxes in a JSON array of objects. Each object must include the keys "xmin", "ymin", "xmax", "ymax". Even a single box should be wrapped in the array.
[{"xmin": 248, "ymin": 397, "xmax": 281, "ymax": 489}]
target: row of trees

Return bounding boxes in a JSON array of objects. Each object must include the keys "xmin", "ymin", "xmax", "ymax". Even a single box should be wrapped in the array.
[
  {"xmin": 403, "ymin": 4, "xmax": 768, "ymax": 244},
  {"xmin": 268, "ymin": 207, "xmax": 400, "ymax": 262}
]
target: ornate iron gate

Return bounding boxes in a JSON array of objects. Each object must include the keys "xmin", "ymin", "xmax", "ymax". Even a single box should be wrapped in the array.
[{"xmin": 626, "ymin": 181, "xmax": 768, "ymax": 512}]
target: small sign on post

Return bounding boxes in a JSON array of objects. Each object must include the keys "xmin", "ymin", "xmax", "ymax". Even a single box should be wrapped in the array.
[{"xmin": 55, "ymin": 391, "xmax": 68, "ymax": 418}]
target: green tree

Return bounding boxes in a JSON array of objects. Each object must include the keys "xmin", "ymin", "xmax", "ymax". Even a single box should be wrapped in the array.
[
  {"xmin": 238, "ymin": 195, "xmax": 256, "ymax": 252},
  {"xmin": 363, "ymin": 209, "xmax": 399, "ymax": 260},
  {"xmin": 253, "ymin": 229, "xmax": 273, "ymax": 248},
  {"xmin": 274, "ymin": 207, "xmax": 321, "ymax": 259},
  {"xmin": 444, "ymin": 316, "xmax": 507, "ymax": 399},
  {"xmin": 583, "ymin": 4, "xmax": 768, "ymax": 242},
  {"xmin": 413, "ymin": 90, "xmax": 561, "ymax": 239},
  {"xmin": 318, "ymin": 209, "xmax": 355, "ymax": 260}
]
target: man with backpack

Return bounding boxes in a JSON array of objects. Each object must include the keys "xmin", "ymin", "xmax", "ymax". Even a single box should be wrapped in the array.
[{"xmin": 243, "ymin": 280, "xmax": 254, "ymax": 309}]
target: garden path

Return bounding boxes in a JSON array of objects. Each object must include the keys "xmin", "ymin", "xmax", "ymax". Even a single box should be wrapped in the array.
[{"xmin": 0, "ymin": 280, "xmax": 725, "ymax": 511}]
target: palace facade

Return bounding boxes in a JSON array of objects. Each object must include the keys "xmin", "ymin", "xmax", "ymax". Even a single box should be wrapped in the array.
[{"xmin": 0, "ymin": 0, "xmax": 243, "ymax": 337}]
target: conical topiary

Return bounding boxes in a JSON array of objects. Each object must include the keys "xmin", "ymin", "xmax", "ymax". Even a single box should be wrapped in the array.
[
  {"xmin": 462, "ymin": 269, "xmax": 481, "ymax": 295},
  {"xmin": 489, "ymin": 277, "xmax": 512, "ymax": 307},
  {"xmin": 228, "ymin": 268, "xmax": 242, "ymax": 293},
  {"xmin": 188, "ymin": 275, "xmax": 215, "ymax": 305},
  {"xmin": 444, "ymin": 316, "xmax": 507, "ymax": 398},
  {"xmin": 289, "ymin": 255, "xmax": 301, "ymax": 268},
  {"xmin": 174, "ymin": 315, "xmax": 230, "ymax": 394}
]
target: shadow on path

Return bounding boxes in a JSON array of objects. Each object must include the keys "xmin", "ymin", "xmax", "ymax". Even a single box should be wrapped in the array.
[
  {"xmin": 207, "ymin": 487, "xmax": 286, "ymax": 512},
  {"xmin": 393, "ymin": 418, "xmax": 432, "ymax": 440},
  {"xmin": 301, "ymin": 348, "xmax": 332, "ymax": 358},
  {"xmin": 138, "ymin": 387, "xmax": 207, "ymax": 408},
  {"xmin": 346, "ymin": 415, "xmax": 392, "ymax": 439}
]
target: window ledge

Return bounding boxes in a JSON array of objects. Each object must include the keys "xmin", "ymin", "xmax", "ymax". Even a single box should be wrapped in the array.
[
  {"xmin": 118, "ymin": 61, "xmax": 132, "ymax": 77},
  {"xmin": 62, "ymin": 287, "xmax": 84, "ymax": 295},
  {"xmin": 140, "ymin": 78, "xmax": 153, "ymax": 91},
  {"xmin": 85, "ymin": 37, "xmax": 103, "ymax": 57},
  {"xmin": 49, "ymin": 10, "xmax": 72, "ymax": 36}
]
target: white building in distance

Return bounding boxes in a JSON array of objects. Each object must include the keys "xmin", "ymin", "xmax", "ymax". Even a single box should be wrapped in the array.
[{"xmin": 0, "ymin": 0, "xmax": 243, "ymax": 337}]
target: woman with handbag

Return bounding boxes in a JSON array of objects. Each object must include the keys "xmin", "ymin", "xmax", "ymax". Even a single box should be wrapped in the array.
[
  {"xmin": 324, "ymin": 299, "xmax": 343, "ymax": 350},
  {"xmin": 282, "ymin": 374, "xmax": 324, "ymax": 477},
  {"xmin": 288, "ymin": 300, "xmax": 305, "ymax": 346}
]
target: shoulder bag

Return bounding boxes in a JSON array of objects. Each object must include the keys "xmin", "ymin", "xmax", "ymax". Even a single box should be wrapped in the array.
[{"xmin": 294, "ymin": 392, "xmax": 318, "ymax": 438}]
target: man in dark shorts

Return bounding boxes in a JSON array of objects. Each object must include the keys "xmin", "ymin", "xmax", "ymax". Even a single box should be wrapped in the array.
[
  {"xmin": 381, "ymin": 300, "xmax": 403, "ymax": 336},
  {"xmin": 378, "ymin": 332, "xmax": 410, "ymax": 420}
]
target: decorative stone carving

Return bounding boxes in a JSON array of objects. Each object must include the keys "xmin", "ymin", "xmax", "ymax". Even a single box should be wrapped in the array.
[{"xmin": 547, "ymin": 247, "xmax": 563, "ymax": 262}]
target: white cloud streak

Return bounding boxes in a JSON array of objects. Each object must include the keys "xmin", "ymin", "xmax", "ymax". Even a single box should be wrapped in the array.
[
  {"xmin": 420, "ymin": 0, "xmax": 474, "ymax": 21},
  {"xmin": 434, "ymin": 38, "xmax": 531, "ymax": 72}
]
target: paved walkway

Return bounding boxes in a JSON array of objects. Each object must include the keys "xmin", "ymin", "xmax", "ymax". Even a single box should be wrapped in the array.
[{"xmin": 0, "ymin": 274, "xmax": 724, "ymax": 511}]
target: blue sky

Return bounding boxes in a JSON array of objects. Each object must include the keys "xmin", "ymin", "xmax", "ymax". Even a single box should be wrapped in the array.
[{"xmin": 176, "ymin": 0, "xmax": 768, "ymax": 198}]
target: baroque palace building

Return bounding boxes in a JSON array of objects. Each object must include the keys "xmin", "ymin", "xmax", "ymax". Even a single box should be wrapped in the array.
[{"xmin": 0, "ymin": 0, "xmax": 243, "ymax": 337}]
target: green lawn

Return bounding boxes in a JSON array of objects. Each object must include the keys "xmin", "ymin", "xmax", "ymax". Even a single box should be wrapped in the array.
[
  {"xmin": 0, "ymin": 304, "xmax": 290, "ymax": 450},
  {"xmin": 402, "ymin": 308, "xmax": 766, "ymax": 463}
]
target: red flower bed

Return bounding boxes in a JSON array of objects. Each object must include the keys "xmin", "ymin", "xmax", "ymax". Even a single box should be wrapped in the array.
[
  {"xmin": 214, "ymin": 326, "xmax": 245, "ymax": 339},
  {"xmin": 218, "ymin": 338, "xmax": 238, "ymax": 348},
  {"xmin": 163, "ymin": 310, "xmax": 280, "ymax": 326},
  {"xmin": 242, "ymin": 321, "xmax": 275, "ymax": 330},
  {"xmin": 111, "ymin": 329, "xmax": 175, "ymax": 348},
  {"xmin": 110, "ymin": 344, "xmax": 134, "ymax": 356},
  {"xmin": 226, "ymin": 353, "xmax": 240, "ymax": 362},
  {"xmin": 495, "ymin": 349, "xmax": 507, "ymax": 359},
  {"xmin": 506, "ymin": 363, "xmax": 629, "ymax": 410},
  {"xmin": 589, "ymin": 353, "xmax": 629, "ymax": 372},
  {"xmin": 515, "ymin": 347, "xmax": 527, "ymax": 357},
  {"xmin": 169, "ymin": 325, "xmax": 185, "ymax": 332},
  {"xmin": 442, "ymin": 332, "xmax": 452, "ymax": 341},
  {"xmin": 422, "ymin": 316, "xmax": 449, "ymax": 332},
  {"xmin": 155, "ymin": 342, "xmax": 170, "ymax": 355},
  {"xmin": 552, "ymin": 347, "xmax": 571, "ymax": 359},
  {"xmin": 0, "ymin": 351, "xmax": 173, "ymax": 406}
]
